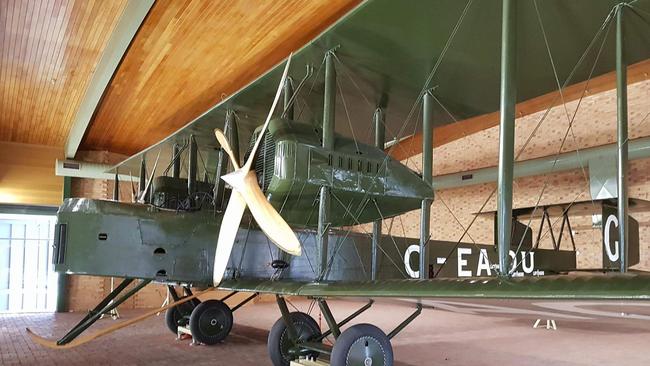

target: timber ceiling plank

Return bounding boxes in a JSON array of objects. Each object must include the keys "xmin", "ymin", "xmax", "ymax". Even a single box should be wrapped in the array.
[
  {"xmin": 0, "ymin": 0, "xmax": 128, "ymax": 146},
  {"xmin": 81, "ymin": 0, "xmax": 362, "ymax": 155}
]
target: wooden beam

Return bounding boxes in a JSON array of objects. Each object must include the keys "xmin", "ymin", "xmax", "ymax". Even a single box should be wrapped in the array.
[
  {"xmin": 64, "ymin": 0, "xmax": 154, "ymax": 158},
  {"xmin": 389, "ymin": 58, "xmax": 650, "ymax": 161}
]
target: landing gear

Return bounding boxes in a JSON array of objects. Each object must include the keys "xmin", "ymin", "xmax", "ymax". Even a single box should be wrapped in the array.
[
  {"xmin": 268, "ymin": 312, "xmax": 322, "ymax": 366},
  {"xmin": 189, "ymin": 299, "xmax": 233, "ymax": 345},
  {"xmin": 330, "ymin": 324, "xmax": 393, "ymax": 366},
  {"xmin": 165, "ymin": 286, "xmax": 201, "ymax": 334},
  {"xmin": 269, "ymin": 296, "xmax": 420, "ymax": 366}
]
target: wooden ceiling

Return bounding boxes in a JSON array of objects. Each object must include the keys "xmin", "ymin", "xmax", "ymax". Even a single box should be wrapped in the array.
[
  {"xmin": 81, "ymin": 0, "xmax": 361, "ymax": 155},
  {"xmin": 0, "ymin": 0, "xmax": 128, "ymax": 146}
]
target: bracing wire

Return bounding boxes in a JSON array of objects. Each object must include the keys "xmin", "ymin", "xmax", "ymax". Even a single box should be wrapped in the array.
[
  {"xmin": 509, "ymin": 0, "xmax": 615, "ymax": 268},
  {"xmin": 434, "ymin": 4, "xmax": 618, "ymax": 277}
]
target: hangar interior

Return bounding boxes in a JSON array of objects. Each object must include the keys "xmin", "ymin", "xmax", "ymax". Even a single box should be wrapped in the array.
[{"xmin": 1, "ymin": 1, "xmax": 650, "ymax": 365}]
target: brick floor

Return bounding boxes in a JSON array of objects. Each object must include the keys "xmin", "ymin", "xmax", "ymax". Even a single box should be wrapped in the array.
[{"xmin": 2, "ymin": 298, "xmax": 650, "ymax": 365}]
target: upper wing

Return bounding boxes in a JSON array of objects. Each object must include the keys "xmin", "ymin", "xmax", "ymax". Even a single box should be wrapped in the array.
[{"xmin": 107, "ymin": 0, "xmax": 650, "ymax": 176}]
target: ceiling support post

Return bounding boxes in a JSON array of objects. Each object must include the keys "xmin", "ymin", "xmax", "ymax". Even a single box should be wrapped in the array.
[
  {"xmin": 497, "ymin": 0, "xmax": 517, "ymax": 276},
  {"xmin": 317, "ymin": 52, "xmax": 336, "ymax": 281},
  {"xmin": 616, "ymin": 4, "xmax": 629, "ymax": 273},
  {"xmin": 372, "ymin": 108, "xmax": 385, "ymax": 281},
  {"xmin": 420, "ymin": 92, "xmax": 434, "ymax": 279},
  {"xmin": 284, "ymin": 77, "xmax": 294, "ymax": 120}
]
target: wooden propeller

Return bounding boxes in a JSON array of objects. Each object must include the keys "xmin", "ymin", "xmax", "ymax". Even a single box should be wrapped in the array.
[{"xmin": 212, "ymin": 53, "xmax": 301, "ymax": 287}]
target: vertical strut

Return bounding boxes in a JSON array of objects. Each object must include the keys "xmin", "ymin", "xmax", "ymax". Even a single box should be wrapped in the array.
[
  {"xmin": 497, "ymin": 0, "xmax": 517, "ymax": 276},
  {"xmin": 372, "ymin": 108, "xmax": 385, "ymax": 280},
  {"xmin": 215, "ymin": 111, "xmax": 238, "ymax": 209},
  {"xmin": 139, "ymin": 157, "xmax": 146, "ymax": 199},
  {"xmin": 113, "ymin": 170, "xmax": 119, "ymax": 201},
  {"xmin": 420, "ymin": 92, "xmax": 434, "ymax": 279},
  {"xmin": 284, "ymin": 77, "xmax": 294, "ymax": 120},
  {"xmin": 56, "ymin": 176, "xmax": 71, "ymax": 313},
  {"xmin": 188, "ymin": 135, "xmax": 197, "ymax": 205},
  {"xmin": 318, "ymin": 52, "xmax": 336, "ymax": 280},
  {"xmin": 172, "ymin": 143, "xmax": 181, "ymax": 178},
  {"xmin": 616, "ymin": 4, "xmax": 628, "ymax": 273}
]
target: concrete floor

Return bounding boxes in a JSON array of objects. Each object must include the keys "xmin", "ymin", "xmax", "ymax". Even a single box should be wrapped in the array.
[{"xmin": 2, "ymin": 298, "xmax": 650, "ymax": 365}]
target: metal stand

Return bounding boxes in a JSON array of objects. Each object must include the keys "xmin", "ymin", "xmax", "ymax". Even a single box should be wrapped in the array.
[
  {"xmin": 106, "ymin": 277, "xmax": 120, "ymax": 320},
  {"xmin": 533, "ymin": 319, "xmax": 557, "ymax": 330}
]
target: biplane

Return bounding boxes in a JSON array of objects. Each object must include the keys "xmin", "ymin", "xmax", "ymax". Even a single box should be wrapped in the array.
[{"xmin": 29, "ymin": 1, "xmax": 650, "ymax": 365}]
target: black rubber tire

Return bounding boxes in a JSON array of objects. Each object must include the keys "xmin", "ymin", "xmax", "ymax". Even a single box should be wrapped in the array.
[
  {"xmin": 165, "ymin": 298, "xmax": 197, "ymax": 335},
  {"xmin": 268, "ymin": 312, "xmax": 321, "ymax": 366},
  {"xmin": 330, "ymin": 324, "xmax": 393, "ymax": 366},
  {"xmin": 189, "ymin": 299, "xmax": 233, "ymax": 345},
  {"xmin": 165, "ymin": 306, "xmax": 183, "ymax": 334}
]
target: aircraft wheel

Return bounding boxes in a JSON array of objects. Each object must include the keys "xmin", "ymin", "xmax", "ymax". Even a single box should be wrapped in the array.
[
  {"xmin": 268, "ymin": 312, "xmax": 321, "ymax": 366},
  {"xmin": 189, "ymin": 299, "xmax": 233, "ymax": 345},
  {"xmin": 330, "ymin": 324, "xmax": 393, "ymax": 366},
  {"xmin": 165, "ymin": 306, "xmax": 184, "ymax": 334},
  {"xmin": 164, "ymin": 300, "xmax": 196, "ymax": 334}
]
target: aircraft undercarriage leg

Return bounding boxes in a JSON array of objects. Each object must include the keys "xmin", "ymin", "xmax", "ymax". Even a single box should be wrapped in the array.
[
  {"xmin": 164, "ymin": 285, "xmax": 201, "ymax": 334},
  {"xmin": 268, "ymin": 295, "xmax": 324, "ymax": 366},
  {"xmin": 56, "ymin": 278, "xmax": 151, "ymax": 346},
  {"xmin": 268, "ymin": 297, "xmax": 420, "ymax": 366}
]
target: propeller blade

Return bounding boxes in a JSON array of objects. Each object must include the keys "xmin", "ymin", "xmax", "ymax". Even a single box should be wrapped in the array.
[
  {"xmin": 242, "ymin": 53, "xmax": 292, "ymax": 172},
  {"xmin": 221, "ymin": 170, "xmax": 301, "ymax": 256},
  {"xmin": 214, "ymin": 129, "xmax": 240, "ymax": 170},
  {"xmin": 212, "ymin": 54, "xmax": 300, "ymax": 287},
  {"xmin": 213, "ymin": 191, "xmax": 247, "ymax": 286}
]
